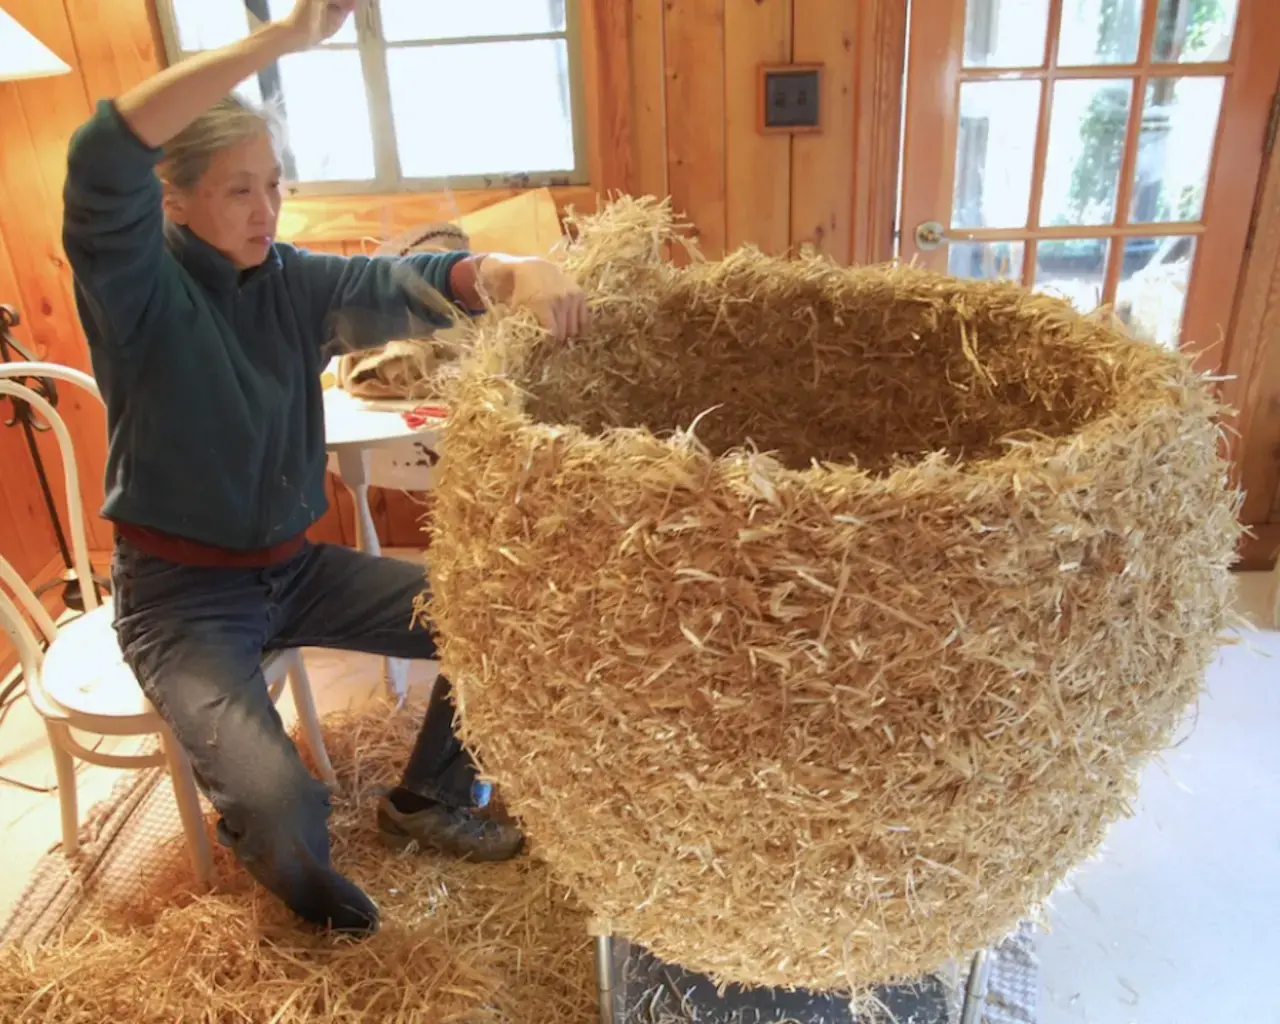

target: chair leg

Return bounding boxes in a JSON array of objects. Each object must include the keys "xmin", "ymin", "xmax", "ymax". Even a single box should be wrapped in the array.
[
  {"xmin": 45, "ymin": 722, "xmax": 79, "ymax": 857},
  {"xmin": 288, "ymin": 652, "xmax": 337, "ymax": 787},
  {"xmin": 160, "ymin": 725, "xmax": 214, "ymax": 888}
]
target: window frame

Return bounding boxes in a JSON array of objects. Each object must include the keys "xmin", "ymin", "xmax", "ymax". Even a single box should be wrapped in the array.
[{"xmin": 152, "ymin": 0, "xmax": 590, "ymax": 196}]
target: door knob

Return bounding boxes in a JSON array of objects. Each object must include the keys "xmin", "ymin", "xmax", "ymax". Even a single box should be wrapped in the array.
[{"xmin": 914, "ymin": 221, "xmax": 946, "ymax": 250}]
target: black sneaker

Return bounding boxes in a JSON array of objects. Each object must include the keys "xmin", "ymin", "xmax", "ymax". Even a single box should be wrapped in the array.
[{"xmin": 377, "ymin": 791, "xmax": 525, "ymax": 862}]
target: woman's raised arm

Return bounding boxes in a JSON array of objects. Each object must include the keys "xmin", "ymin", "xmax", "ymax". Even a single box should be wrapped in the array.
[{"xmin": 116, "ymin": 1, "xmax": 353, "ymax": 148}]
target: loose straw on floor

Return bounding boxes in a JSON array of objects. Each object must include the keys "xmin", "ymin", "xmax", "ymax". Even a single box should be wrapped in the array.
[{"xmin": 0, "ymin": 700, "xmax": 596, "ymax": 1024}]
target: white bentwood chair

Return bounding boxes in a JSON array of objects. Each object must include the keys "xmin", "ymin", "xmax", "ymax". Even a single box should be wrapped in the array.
[{"xmin": 0, "ymin": 361, "xmax": 336, "ymax": 887}]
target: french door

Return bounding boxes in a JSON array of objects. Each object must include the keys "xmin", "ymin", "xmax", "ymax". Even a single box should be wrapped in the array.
[{"xmin": 899, "ymin": 0, "xmax": 1280, "ymax": 370}]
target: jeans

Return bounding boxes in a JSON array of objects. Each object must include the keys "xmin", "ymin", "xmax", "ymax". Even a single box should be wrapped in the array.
[{"xmin": 110, "ymin": 536, "xmax": 479, "ymax": 911}]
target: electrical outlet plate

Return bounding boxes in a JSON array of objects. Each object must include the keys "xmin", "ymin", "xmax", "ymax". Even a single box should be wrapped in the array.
[{"xmin": 758, "ymin": 63, "xmax": 823, "ymax": 134}]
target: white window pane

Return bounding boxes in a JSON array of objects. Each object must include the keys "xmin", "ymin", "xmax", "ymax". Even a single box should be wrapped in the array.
[
  {"xmin": 1057, "ymin": 0, "xmax": 1142, "ymax": 65},
  {"xmin": 962, "ymin": 0, "xmax": 1051, "ymax": 69},
  {"xmin": 388, "ymin": 40, "xmax": 575, "ymax": 178},
  {"xmin": 233, "ymin": 76, "xmax": 263, "ymax": 107},
  {"xmin": 277, "ymin": 51, "xmax": 375, "ymax": 181},
  {"xmin": 265, "ymin": 0, "xmax": 358, "ymax": 43},
  {"xmin": 380, "ymin": 0, "xmax": 566, "ymax": 42},
  {"xmin": 171, "ymin": 0, "xmax": 250, "ymax": 51}
]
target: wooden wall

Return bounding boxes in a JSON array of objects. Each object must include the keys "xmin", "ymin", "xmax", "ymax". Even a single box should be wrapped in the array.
[
  {"xmin": 629, "ymin": 0, "xmax": 905, "ymax": 265},
  {"xmin": 0, "ymin": 0, "xmax": 163, "ymax": 582}
]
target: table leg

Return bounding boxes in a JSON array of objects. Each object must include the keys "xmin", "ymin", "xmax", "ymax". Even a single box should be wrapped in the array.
[{"xmin": 335, "ymin": 448, "xmax": 410, "ymax": 705}]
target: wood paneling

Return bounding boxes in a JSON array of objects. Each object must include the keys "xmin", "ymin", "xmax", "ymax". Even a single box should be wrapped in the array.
[
  {"xmin": 724, "ymin": 0, "xmax": 791, "ymax": 253},
  {"xmin": 0, "ymin": 264, "xmax": 59, "ymax": 583},
  {"xmin": 629, "ymin": 0, "xmax": 669, "ymax": 200},
  {"xmin": 62, "ymin": 0, "xmax": 163, "ymax": 102},
  {"xmin": 630, "ymin": 0, "xmax": 908, "ymax": 262},
  {"xmin": 791, "ymin": 0, "xmax": 857, "ymax": 262},
  {"xmin": 579, "ymin": 0, "xmax": 635, "ymax": 197},
  {"xmin": 0, "ymin": 0, "xmax": 124, "ymax": 571},
  {"xmin": 664, "ymin": 0, "xmax": 729, "ymax": 258}
]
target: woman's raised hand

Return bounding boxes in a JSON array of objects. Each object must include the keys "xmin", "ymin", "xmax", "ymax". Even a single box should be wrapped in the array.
[{"xmin": 283, "ymin": 0, "xmax": 359, "ymax": 50}]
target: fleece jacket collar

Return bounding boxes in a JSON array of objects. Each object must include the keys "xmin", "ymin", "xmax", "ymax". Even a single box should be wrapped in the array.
[{"xmin": 168, "ymin": 224, "xmax": 283, "ymax": 294}]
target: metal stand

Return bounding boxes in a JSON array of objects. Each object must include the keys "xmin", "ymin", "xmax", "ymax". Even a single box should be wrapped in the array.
[
  {"xmin": 0, "ymin": 305, "xmax": 109, "ymax": 610},
  {"xmin": 594, "ymin": 930, "xmax": 616, "ymax": 1024},
  {"xmin": 592, "ymin": 924, "xmax": 952, "ymax": 1024},
  {"xmin": 959, "ymin": 949, "xmax": 991, "ymax": 1024}
]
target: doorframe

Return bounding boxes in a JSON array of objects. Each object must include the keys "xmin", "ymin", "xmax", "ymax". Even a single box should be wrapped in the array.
[
  {"xmin": 1223, "ymin": 105, "xmax": 1280, "ymax": 568},
  {"xmin": 852, "ymin": 0, "xmax": 911, "ymax": 265}
]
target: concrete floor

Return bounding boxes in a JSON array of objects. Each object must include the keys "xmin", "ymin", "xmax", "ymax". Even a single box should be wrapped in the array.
[{"xmin": 1, "ymin": 570, "xmax": 1276, "ymax": 1023}]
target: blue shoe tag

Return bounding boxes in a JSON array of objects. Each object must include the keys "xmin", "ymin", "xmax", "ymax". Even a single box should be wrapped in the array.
[{"xmin": 471, "ymin": 780, "xmax": 493, "ymax": 809}]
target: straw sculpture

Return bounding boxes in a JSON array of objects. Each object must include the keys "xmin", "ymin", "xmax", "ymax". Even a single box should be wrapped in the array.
[{"xmin": 423, "ymin": 197, "xmax": 1241, "ymax": 992}]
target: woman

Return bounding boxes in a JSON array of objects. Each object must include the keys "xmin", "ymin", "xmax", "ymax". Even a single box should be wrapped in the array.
[{"xmin": 61, "ymin": 0, "xmax": 587, "ymax": 936}]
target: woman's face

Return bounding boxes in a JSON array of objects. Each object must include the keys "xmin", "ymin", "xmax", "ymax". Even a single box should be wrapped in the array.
[{"xmin": 165, "ymin": 131, "xmax": 283, "ymax": 270}]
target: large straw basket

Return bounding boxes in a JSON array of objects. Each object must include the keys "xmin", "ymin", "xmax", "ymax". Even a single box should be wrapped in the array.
[{"xmin": 424, "ymin": 198, "xmax": 1240, "ymax": 992}]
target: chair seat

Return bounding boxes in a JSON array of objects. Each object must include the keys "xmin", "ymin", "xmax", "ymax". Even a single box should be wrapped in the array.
[
  {"xmin": 42, "ymin": 600, "xmax": 293, "ymax": 729},
  {"xmin": 40, "ymin": 600, "xmax": 155, "ymax": 723}
]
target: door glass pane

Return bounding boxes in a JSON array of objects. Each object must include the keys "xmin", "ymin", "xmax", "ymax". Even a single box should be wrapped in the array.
[
  {"xmin": 1034, "ymin": 238, "xmax": 1110, "ymax": 312},
  {"xmin": 277, "ymin": 51, "xmax": 376, "ymax": 181},
  {"xmin": 962, "ymin": 0, "xmax": 1051, "ymax": 68},
  {"xmin": 1116, "ymin": 235, "xmax": 1197, "ymax": 347},
  {"xmin": 380, "ymin": 0, "xmax": 566, "ymax": 42},
  {"xmin": 948, "ymin": 242, "xmax": 1026, "ymax": 281},
  {"xmin": 171, "ymin": 0, "xmax": 249, "ymax": 51},
  {"xmin": 265, "ymin": 0, "xmax": 358, "ymax": 43},
  {"xmin": 1057, "ymin": 0, "xmax": 1143, "ymax": 65},
  {"xmin": 1040, "ymin": 79, "xmax": 1133, "ymax": 228},
  {"xmin": 951, "ymin": 81, "xmax": 1042, "ymax": 230},
  {"xmin": 1131, "ymin": 77, "xmax": 1225, "ymax": 223},
  {"xmin": 1152, "ymin": 0, "xmax": 1238, "ymax": 62},
  {"xmin": 388, "ymin": 40, "xmax": 575, "ymax": 178}
]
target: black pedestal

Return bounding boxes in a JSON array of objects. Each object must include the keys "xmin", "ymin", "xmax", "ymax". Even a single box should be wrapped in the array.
[{"xmin": 601, "ymin": 935, "xmax": 952, "ymax": 1024}]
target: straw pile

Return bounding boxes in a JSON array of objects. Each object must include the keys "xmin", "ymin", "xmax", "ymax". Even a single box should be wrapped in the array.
[
  {"xmin": 0, "ymin": 699, "xmax": 595, "ymax": 1024},
  {"xmin": 424, "ymin": 197, "xmax": 1241, "ymax": 992}
]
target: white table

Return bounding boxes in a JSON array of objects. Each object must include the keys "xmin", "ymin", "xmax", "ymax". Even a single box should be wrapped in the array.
[{"xmin": 322, "ymin": 372, "xmax": 444, "ymax": 703}]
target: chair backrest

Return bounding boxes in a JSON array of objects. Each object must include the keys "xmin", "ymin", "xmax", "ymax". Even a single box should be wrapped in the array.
[{"xmin": 0, "ymin": 362, "xmax": 105, "ymax": 703}]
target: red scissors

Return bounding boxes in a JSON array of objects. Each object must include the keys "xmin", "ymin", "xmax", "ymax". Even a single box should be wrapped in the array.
[{"xmin": 403, "ymin": 404, "xmax": 448, "ymax": 429}]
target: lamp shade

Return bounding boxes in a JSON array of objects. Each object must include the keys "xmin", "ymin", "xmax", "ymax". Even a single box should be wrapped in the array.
[{"xmin": 0, "ymin": 8, "xmax": 71, "ymax": 82}]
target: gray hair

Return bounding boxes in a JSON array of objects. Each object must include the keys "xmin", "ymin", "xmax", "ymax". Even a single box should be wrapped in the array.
[{"xmin": 158, "ymin": 93, "xmax": 286, "ymax": 191}]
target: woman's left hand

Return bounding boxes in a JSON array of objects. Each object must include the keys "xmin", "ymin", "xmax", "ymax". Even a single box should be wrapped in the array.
[{"xmin": 478, "ymin": 254, "xmax": 590, "ymax": 341}]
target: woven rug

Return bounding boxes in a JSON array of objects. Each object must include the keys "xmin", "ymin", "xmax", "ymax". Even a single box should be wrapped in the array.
[
  {"xmin": 0, "ymin": 742, "xmax": 174, "ymax": 949},
  {"xmin": 0, "ymin": 705, "xmax": 1038, "ymax": 1024}
]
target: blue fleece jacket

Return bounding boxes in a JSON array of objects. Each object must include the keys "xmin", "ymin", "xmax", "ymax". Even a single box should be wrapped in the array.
[{"xmin": 61, "ymin": 99, "xmax": 469, "ymax": 550}]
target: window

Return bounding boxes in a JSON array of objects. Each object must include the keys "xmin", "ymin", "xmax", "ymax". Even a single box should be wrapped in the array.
[{"xmin": 153, "ymin": 0, "xmax": 586, "ymax": 194}]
